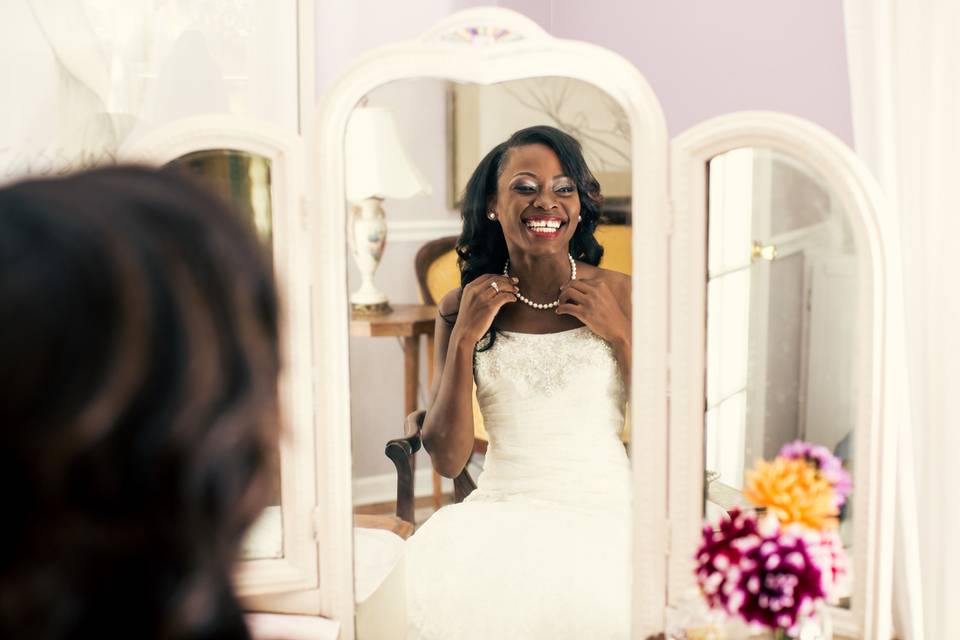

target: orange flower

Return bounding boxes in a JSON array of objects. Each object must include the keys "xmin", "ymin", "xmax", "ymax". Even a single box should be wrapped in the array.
[{"xmin": 744, "ymin": 457, "xmax": 838, "ymax": 530}]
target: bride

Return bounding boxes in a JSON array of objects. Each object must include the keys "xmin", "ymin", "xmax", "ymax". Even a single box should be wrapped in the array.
[{"xmin": 406, "ymin": 125, "xmax": 632, "ymax": 639}]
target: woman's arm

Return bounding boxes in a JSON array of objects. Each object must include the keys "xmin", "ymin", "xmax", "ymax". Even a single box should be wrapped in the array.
[{"xmin": 421, "ymin": 277, "xmax": 517, "ymax": 477}]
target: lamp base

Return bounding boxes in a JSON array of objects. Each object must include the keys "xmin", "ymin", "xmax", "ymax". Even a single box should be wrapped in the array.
[{"xmin": 351, "ymin": 300, "xmax": 392, "ymax": 315}]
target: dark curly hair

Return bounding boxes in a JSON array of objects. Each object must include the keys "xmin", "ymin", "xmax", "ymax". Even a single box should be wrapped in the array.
[
  {"xmin": 0, "ymin": 166, "xmax": 280, "ymax": 640},
  {"xmin": 452, "ymin": 125, "xmax": 605, "ymax": 348}
]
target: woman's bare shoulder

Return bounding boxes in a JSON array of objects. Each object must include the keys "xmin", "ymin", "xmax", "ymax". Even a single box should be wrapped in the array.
[
  {"xmin": 578, "ymin": 263, "xmax": 630, "ymax": 292},
  {"xmin": 438, "ymin": 287, "xmax": 464, "ymax": 317}
]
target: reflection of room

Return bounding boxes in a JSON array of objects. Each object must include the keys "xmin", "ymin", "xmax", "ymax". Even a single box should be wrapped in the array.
[
  {"xmin": 704, "ymin": 148, "xmax": 859, "ymax": 553},
  {"xmin": 347, "ymin": 77, "xmax": 632, "ymax": 525}
]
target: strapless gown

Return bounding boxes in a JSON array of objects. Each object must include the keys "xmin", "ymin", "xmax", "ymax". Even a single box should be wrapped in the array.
[{"xmin": 405, "ymin": 326, "xmax": 632, "ymax": 639}]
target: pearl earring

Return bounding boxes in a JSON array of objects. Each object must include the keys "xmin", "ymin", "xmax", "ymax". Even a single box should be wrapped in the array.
[
  {"xmin": 488, "ymin": 212, "xmax": 496, "ymax": 220},
  {"xmin": 578, "ymin": 215, "xmax": 582, "ymax": 222}
]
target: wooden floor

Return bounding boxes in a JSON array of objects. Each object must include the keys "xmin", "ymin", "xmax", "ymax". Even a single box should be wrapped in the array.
[{"xmin": 354, "ymin": 493, "xmax": 454, "ymax": 529}]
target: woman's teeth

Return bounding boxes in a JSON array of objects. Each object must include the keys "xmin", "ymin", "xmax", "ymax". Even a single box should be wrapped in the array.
[{"xmin": 524, "ymin": 219, "xmax": 562, "ymax": 231}]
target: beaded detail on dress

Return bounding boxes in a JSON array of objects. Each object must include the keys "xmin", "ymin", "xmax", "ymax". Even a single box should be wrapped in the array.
[{"xmin": 474, "ymin": 326, "xmax": 623, "ymax": 398}]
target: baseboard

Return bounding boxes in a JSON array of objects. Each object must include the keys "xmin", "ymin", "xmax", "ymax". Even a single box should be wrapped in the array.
[{"xmin": 353, "ymin": 468, "xmax": 453, "ymax": 506}]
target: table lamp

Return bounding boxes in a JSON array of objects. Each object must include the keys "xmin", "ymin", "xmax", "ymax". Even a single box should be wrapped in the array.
[{"xmin": 345, "ymin": 105, "xmax": 431, "ymax": 314}]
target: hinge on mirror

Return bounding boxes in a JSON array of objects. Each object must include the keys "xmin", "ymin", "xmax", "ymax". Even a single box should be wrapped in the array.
[
  {"xmin": 665, "ymin": 519, "xmax": 671, "ymax": 558},
  {"xmin": 665, "ymin": 198, "xmax": 675, "ymax": 236},
  {"xmin": 311, "ymin": 505, "xmax": 323, "ymax": 543}
]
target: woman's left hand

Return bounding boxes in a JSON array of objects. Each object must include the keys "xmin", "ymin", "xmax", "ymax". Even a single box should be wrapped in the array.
[{"xmin": 556, "ymin": 278, "xmax": 630, "ymax": 346}]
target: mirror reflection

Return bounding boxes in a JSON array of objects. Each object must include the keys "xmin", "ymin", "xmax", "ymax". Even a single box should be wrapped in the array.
[
  {"xmin": 703, "ymin": 147, "xmax": 858, "ymax": 608},
  {"xmin": 345, "ymin": 77, "xmax": 634, "ymax": 638},
  {"xmin": 166, "ymin": 149, "xmax": 283, "ymax": 561}
]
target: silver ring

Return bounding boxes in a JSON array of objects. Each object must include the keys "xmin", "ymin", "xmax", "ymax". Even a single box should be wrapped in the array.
[{"xmin": 490, "ymin": 281, "xmax": 500, "ymax": 293}]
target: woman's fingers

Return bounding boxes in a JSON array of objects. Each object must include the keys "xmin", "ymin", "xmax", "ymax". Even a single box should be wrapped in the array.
[
  {"xmin": 493, "ymin": 291, "xmax": 518, "ymax": 308},
  {"xmin": 481, "ymin": 276, "xmax": 519, "ymax": 297},
  {"xmin": 556, "ymin": 303, "xmax": 586, "ymax": 320},
  {"xmin": 559, "ymin": 287, "xmax": 589, "ymax": 305}
]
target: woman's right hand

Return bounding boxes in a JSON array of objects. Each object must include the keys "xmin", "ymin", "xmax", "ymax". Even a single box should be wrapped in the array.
[{"xmin": 451, "ymin": 274, "xmax": 519, "ymax": 345}]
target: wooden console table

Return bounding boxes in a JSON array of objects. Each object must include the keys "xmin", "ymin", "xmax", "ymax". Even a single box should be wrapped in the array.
[{"xmin": 350, "ymin": 304, "xmax": 440, "ymax": 508}]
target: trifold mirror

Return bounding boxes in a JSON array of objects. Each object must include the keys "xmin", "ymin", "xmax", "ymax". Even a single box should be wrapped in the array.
[{"xmin": 121, "ymin": 7, "xmax": 900, "ymax": 640}]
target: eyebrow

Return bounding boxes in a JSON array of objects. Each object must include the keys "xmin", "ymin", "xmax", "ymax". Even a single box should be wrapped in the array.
[{"xmin": 511, "ymin": 171, "xmax": 571, "ymax": 180}]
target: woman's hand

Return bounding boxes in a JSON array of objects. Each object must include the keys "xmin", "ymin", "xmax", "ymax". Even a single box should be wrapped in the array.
[
  {"xmin": 557, "ymin": 276, "xmax": 631, "ymax": 386},
  {"xmin": 556, "ymin": 277, "xmax": 629, "ymax": 346},
  {"xmin": 451, "ymin": 274, "xmax": 519, "ymax": 345}
]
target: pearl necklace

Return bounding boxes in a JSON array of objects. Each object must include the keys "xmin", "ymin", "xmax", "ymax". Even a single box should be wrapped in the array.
[{"xmin": 503, "ymin": 253, "xmax": 577, "ymax": 310}]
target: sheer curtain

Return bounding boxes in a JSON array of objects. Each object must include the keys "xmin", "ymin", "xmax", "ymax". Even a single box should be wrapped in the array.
[{"xmin": 843, "ymin": 1, "xmax": 960, "ymax": 637}]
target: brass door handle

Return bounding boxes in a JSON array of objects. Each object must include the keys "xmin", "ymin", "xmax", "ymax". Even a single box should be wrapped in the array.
[{"xmin": 751, "ymin": 240, "xmax": 777, "ymax": 262}]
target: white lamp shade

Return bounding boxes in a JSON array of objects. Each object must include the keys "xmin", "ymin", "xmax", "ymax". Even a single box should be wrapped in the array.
[{"xmin": 344, "ymin": 106, "xmax": 432, "ymax": 202}]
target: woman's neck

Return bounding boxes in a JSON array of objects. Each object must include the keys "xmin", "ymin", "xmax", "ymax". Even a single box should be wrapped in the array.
[{"xmin": 505, "ymin": 250, "xmax": 572, "ymax": 301}]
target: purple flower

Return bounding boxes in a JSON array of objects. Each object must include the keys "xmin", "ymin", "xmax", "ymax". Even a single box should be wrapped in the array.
[
  {"xmin": 730, "ymin": 517, "xmax": 826, "ymax": 636},
  {"xmin": 694, "ymin": 508, "xmax": 760, "ymax": 611},
  {"xmin": 778, "ymin": 440, "xmax": 852, "ymax": 507}
]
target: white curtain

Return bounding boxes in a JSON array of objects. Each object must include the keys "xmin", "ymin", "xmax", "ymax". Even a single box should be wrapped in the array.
[{"xmin": 843, "ymin": 1, "xmax": 960, "ymax": 637}]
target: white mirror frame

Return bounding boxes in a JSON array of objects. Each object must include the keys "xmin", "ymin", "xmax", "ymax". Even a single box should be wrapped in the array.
[
  {"xmin": 311, "ymin": 8, "xmax": 670, "ymax": 639},
  {"xmin": 120, "ymin": 116, "xmax": 319, "ymax": 599},
  {"xmin": 668, "ymin": 112, "xmax": 898, "ymax": 638}
]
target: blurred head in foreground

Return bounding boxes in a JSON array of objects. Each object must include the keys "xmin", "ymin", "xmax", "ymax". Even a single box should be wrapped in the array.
[{"xmin": 0, "ymin": 166, "xmax": 280, "ymax": 640}]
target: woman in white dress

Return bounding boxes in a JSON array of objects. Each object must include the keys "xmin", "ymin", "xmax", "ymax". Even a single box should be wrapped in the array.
[{"xmin": 407, "ymin": 125, "xmax": 633, "ymax": 639}]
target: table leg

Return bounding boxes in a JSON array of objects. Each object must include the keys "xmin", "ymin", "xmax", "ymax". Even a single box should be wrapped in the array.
[
  {"xmin": 403, "ymin": 335, "xmax": 419, "ymax": 417},
  {"xmin": 426, "ymin": 334, "xmax": 442, "ymax": 511},
  {"xmin": 403, "ymin": 336, "xmax": 420, "ymax": 507}
]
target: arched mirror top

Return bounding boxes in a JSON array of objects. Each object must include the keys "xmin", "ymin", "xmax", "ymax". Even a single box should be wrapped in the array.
[
  {"xmin": 671, "ymin": 111, "xmax": 890, "ymax": 275},
  {"xmin": 121, "ymin": 114, "xmax": 303, "ymax": 172},
  {"xmin": 314, "ymin": 8, "xmax": 667, "ymax": 151}
]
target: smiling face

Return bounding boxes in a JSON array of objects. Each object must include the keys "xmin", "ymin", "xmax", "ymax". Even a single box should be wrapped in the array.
[{"xmin": 491, "ymin": 143, "xmax": 581, "ymax": 259}]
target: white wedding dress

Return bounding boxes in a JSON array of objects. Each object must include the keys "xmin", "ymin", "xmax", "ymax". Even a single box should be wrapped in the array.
[{"xmin": 405, "ymin": 325, "xmax": 632, "ymax": 639}]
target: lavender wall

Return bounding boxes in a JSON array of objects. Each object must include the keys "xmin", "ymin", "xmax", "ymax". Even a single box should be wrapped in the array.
[{"xmin": 500, "ymin": 0, "xmax": 854, "ymax": 143}]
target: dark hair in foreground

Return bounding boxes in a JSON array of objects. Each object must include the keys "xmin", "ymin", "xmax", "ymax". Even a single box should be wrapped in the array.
[
  {"xmin": 0, "ymin": 166, "xmax": 280, "ymax": 640},
  {"xmin": 456, "ymin": 125, "xmax": 605, "ymax": 288}
]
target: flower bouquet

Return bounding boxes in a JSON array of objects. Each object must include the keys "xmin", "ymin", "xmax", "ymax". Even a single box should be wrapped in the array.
[{"xmin": 694, "ymin": 441, "xmax": 851, "ymax": 639}]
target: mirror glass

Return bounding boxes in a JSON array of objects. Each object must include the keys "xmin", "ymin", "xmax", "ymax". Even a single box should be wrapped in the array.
[
  {"xmin": 703, "ymin": 147, "xmax": 858, "ymax": 608},
  {"xmin": 167, "ymin": 149, "xmax": 283, "ymax": 561},
  {"xmin": 344, "ymin": 76, "xmax": 635, "ymax": 636}
]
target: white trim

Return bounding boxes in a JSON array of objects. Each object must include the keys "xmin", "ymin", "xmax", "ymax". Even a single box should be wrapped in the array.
[
  {"xmin": 296, "ymin": 0, "xmax": 316, "ymax": 136},
  {"xmin": 246, "ymin": 613, "xmax": 340, "ymax": 640},
  {"xmin": 119, "ymin": 116, "xmax": 320, "ymax": 601},
  {"xmin": 668, "ymin": 111, "xmax": 897, "ymax": 639},
  {"xmin": 387, "ymin": 218, "xmax": 462, "ymax": 243},
  {"xmin": 312, "ymin": 8, "xmax": 670, "ymax": 639},
  {"xmin": 352, "ymin": 468, "xmax": 454, "ymax": 507}
]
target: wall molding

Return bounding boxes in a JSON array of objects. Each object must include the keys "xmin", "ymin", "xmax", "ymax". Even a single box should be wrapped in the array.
[
  {"xmin": 353, "ymin": 467, "xmax": 453, "ymax": 506},
  {"xmin": 387, "ymin": 218, "xmax": 461, "ymax": 243}
]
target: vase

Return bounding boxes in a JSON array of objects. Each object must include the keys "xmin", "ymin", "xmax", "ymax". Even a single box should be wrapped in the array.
[{"xmin": 765, "ymin": 604, "xmax": 833, "ymax": 639}]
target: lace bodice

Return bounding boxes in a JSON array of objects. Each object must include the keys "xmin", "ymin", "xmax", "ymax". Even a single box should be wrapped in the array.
[{"xmin": 468, "ymin": 325, "xmax": 630, "ymax": 511}]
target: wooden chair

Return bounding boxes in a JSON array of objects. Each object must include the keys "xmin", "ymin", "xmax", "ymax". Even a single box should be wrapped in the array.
[
  {"xmin": 390, "ymin": 224, "xmax": 634, "ymax": 524},
  {"xmin": 385, "ymin": 410, "xmax": 477, "ymax": 524}
]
